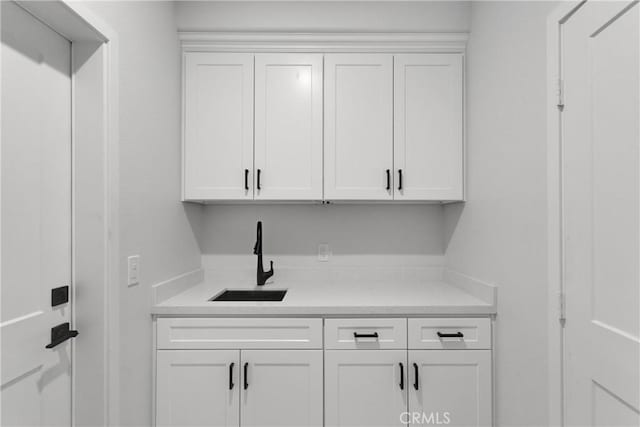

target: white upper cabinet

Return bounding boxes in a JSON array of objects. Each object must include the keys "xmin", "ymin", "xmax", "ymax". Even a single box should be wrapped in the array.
[
  {"xmin": 183, "ymin": 52, "xmax": 254, "ymax": 200},
  {"xmin": 394, "ymin": 54, "xmax": 464, "ymax": 201},
  {"xmin": 324, "ymin": 54, "xmax": 394, "ymax": 200},
  {"xmin": 254, "ymin": 54, "xmax": 323, "ymax": 200}
]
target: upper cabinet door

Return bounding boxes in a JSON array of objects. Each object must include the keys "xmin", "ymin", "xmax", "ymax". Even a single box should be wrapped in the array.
[
  {"xmin": 394, "ymin": 54, "xmax": 464, "ymax": 201},
  {"xmin": 324, "ymin": 54, "xmax": 393, "ymax": 200},
  {"xmin": 254, "ymin": 54, "xmax": 323, "ymax": 200},
  {"xmin": 183, "ymin": 53, "xmax": 254, "ymax": 201}
]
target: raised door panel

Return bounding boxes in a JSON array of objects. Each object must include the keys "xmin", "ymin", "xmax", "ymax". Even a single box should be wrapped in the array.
[
  {"xmin": 183, "ymin": 52, "xmax": 253, "ymax": 200},
  {"xmin": 324, "ymin": 54, "xmax": 393, "ymax": 200},
  {"xmin": 394, "ymin": 54, "xmax": 464, "ymax": 201},
  {"xmin": 156, "ymin": 350, "xmax": 239, "ymax": 427},
  {"xmin": 408, "ymin": 350, "xmax": 491, "ymax": 427},
  {"xmin": 325, "ymin": 350, "xmax": 407, "ymax": 427},
  {"xmin": 254, "ymin": 54, "xmax": 323, "ymax": 200},
  {"xmin": 241, "ymin": 350, "xmax": 323, "ymax": 427}
]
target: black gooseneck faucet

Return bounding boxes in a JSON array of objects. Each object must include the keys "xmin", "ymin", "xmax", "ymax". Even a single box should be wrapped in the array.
[{"xmin": 253, "ymin": 221, "xmax": 274, "ymax": 286}]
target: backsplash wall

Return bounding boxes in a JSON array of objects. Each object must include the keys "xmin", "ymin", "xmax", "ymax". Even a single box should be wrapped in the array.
[{"xmin": 197, "ymin": 204, "xmax": 445, "ymax": 257}]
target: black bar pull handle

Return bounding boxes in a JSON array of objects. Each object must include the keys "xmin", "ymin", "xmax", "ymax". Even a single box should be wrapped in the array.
[
  {"xmin": 398, "ymin": 169, "xmax": 403, "ymax": 191},
  {"xmin": 353, "ymin": 332, "xmax": 379, "ymax": 339},
  {"xmin": 243, "ymin": 362, "xmax": 249, "ymax": 390},
  {"xmin": 413, "ymin": 363, "xmax": 419, "ymax": 390},
  {"xmin": 256, "ymin": 169, "xmax": 261, "ymax": 190},
  {"xmin": 45, "ymin": 322, "xmax": 78, "ymax": 349},
  {"xmin": 386, "ymin": 169, "xmax": 390, "ymax": 190},
  {"xmin": 229, "ymin": 362, "xmax": 235, "ymax": 390},
  {"xmin": 244, "ymin": 169, "xmax": 249, "ymax": 191},
  {"xmin": 399, "ymin": 362, "xmax": 404, "ymax": 390},
  {"xmin": 437, "ymin": 331, "xmax": 464, "ymax": 338}
]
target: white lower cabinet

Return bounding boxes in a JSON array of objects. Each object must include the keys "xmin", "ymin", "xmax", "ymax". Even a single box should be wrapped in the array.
[
  {"xmin": 156, "ymin": 350, "xmax": 240, "ymax": 427},
  {"xmin": 324, "ymin": 350, "xmax": 408, "ymax": 427},
  {"xmin": 408, "ymin": 350, "xmax": 492, "ymax": 427}
]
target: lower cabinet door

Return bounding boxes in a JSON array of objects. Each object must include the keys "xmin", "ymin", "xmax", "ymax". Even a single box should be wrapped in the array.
[
  {"xmin": 156, "ymin": 350, "xmax": 240, "ymax": 427},
  {"xmin": 408, "ymin": 350, "xmax": 492, "ymax": 427},
  {"xmin": 240, "ymin": 350, "xmax": 323, "ymax": 427},
  {"xmin": 325, "ymin": 350, "xmax": 408, "ymax": 427}
]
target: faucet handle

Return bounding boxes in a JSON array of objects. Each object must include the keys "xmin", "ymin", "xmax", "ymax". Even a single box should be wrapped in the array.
[{"xmin": 268, "ymin": 260, "xmax": 274, "ymax": 273}]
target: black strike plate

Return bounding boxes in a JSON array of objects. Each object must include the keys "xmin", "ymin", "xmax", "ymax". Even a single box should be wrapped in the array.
[{"xmin": 51, "ymin": 286, "xmax": 69, "ymax": 307}]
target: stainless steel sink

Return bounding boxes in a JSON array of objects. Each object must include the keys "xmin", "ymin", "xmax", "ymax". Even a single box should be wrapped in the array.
[{"xmin": 209, "ymin": 289, "xmax": 287, "ymax": 302}]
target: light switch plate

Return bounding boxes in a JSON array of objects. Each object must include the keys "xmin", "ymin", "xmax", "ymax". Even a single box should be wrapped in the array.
[
  {"xmin": 127, "ymin": 255, "xmax": 140, "ymax": 286},
  {"xmin": 318, "ymin": 243, "xmax": 330, "ymax": 262}
]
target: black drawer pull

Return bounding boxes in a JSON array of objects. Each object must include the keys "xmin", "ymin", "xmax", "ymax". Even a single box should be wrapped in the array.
[
  {"xmin": 257, "ymin": 169, "xmax": 261, "ymax": 190},
  {"xmin": 386, "ymin": 169, "xmax": 390, "ymax": 190},
  {"xmin": 229, "ymin": 362, "xmax": 235, "ymax": 390},
  {"xmin": 413, "ymin": 363, "xmax": 419, "ymax": 390},
  {"xmin": 244, "ymin": 169, "xmax": 249, "ymax": 191},
  {"xmin": 437, "ymin": 331, "xmax": 464, "ymax": 338},
  {"xmin": 353, "ymin": 332, "xmax": 379, "ymax": 339},
  {"xmin": 45, "ymin": 322, "xmax": 78, "ymax": 349},
  {"xmin": 398, "ymin": 169, "xmax": 403, "ymax": 191},
  {"xmin": 399, "ymin": 362, "xmax": 404, "ymax": 390},
  {"xmin": 243, "ymin": 362, "xmax": 249, "ymax": 390}
]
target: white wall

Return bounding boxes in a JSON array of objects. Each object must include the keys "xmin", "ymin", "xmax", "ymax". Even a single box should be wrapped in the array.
[
  {"xmin": 176, "ymin": 1, "xmax": 470, "ymax": 32},
  {"xmin": 444, "ymin": 2, "xmax": 556, "ymax": 426},
  {"xmin": 78, "ymin": 2, "xmax": 202, "ymax": 426}
]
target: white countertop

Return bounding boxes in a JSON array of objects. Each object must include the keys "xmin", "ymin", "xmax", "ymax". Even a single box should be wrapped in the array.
[{"xmin": 152, "ymin": 273, "xmax": 496, "ymax": 316}]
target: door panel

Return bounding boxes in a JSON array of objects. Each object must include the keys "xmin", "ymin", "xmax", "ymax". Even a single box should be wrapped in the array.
[
  {"xmin": 241, "ymin": 350, "xmax": 323, "ymax": 427},
  {"xmin": 562, "ymin": 1, "xmax": 640, "ymax": 425},
  {"xmin": 324, "ymin": 350, "xmax": 407, "ymax": 427},
  {"xmin": 394, "ymin": 54, "xmax": 464, "ymax": 201},
  {"xmin": 254, "ymin": 54, "xmax": 323, "ymax": 200},
  {"xmin": 324, "ymin": 54, "xmax": 393, "ymax": 200},
  {"xmin": 1, "ymin": 2, "xmax": 72, "ymax": 425},
  {"xmin": 156, "ymin": 350, "xmax": 240, "ymax": 427},
  {"xmin": 183, "ymin": 52, "xmax": 254, "ymax": 200},
  {"xmin": 408, "ymin": 350, "xmax": 492, "ymax": 427}
]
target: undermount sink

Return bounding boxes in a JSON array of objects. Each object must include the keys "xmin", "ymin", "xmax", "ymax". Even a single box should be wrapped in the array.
[{"xmin": 209, "ymin": 289, "xmax": 288, "ymax": 302}]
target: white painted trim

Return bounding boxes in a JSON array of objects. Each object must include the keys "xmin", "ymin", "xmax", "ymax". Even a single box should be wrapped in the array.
[
  {"xmin": 443, "ymin": 269, "xmax": 497, "ymax": 309},
  {"xmin": 546, "ymin": 3, "xmax": 585, "ymax": 427},
  {"xmin": 179, "ymin": 32, "xmax": 468, "ymax": 53},
  {"xmin": 151, "ymin": 269, "xmax": 205, "ymax": 305}
]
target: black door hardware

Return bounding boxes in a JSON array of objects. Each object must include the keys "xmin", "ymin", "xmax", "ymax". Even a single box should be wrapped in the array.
[
  {"xmin": 45, "ymin": 322, "xmax": 78, "ymax": 349},
  {"xmin": 244, "ymin": 169, "xmax": 249, "ymax": 191},
  {"xmin": 437, "ymin": 331, "xmax": 464, "ymax": 338},
  {"xmin": 243, "ymin": 362, "xmax": 249, "ymax": 390},
  {"xmin": 399, "ymin": 363, "xmax": 404, "ymax": 390},
  {"xmin": 229, "ymin": 362, "xmax": 235, "ymax": 390},
  {"xmin": 386, "ymin": 169, "xmax": 390, "ymax": 190},
  {"xmin": 257, "ymin": 169, "xmax": 262, "ymax": 190},
  {"xmin": 413, "ymin": 363, "xmax": 419, "ymax": 390},
  {"xmin": 51, "ymin": 285, "xmax": 69, "ymax": 307},
  {"xmin": 398, "ymin": 169, "xmax": 403, "ymax": 191},
  {"xmin": 353, "ymin": 332, "xmax": 379, "ymax": 339}
]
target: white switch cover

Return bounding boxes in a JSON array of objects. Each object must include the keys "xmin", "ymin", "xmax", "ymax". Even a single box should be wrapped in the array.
[
  {"xmin": 127, "ymin": 255, "xmax": 140, "ymax": 286},
  {"xmin": 318, "ymin": 244, "xmax": 330, "ymax": 262}
]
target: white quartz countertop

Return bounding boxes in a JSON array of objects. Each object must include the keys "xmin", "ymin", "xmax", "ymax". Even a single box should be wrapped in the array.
[{"xmin": 152, "ymin": 274, "xmax": 496, "ymax": 316}]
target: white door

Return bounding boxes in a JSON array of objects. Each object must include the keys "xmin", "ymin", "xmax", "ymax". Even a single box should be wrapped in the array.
[
  {"xmin": 254, "ymin": 54, "xmax": 323, "ymax": 200},
  {"xmin": 324, "ymin": 350, "xmax": 407, "ymax": 427},
  {"xmin": 408, "ymin": 350, "xmax": 491, "ymax": 427},
  {"xmin": 183, "ymin": 52, "xmax": 254, "ymax": 200},
  {"xmin": 394, "ymin": 54, "xmax": 464, "ymax": 201},
  {"xmin": 561, "ymin": 1, "xmax": 640, "ymax": 426},
  {"xmin": 324, "ymin": 54, "xmax": 393, "ymax": 200},
  {"xmin": 1, "ymin": 2, "xmax": 74, "ymax": 426},
  {"xmin": 156, "ymin": 350, "xmax": 240, "ymax": 427},
  {"xmin": 240, "ymin": 350, "xmax": 323, "ymax": 427}
]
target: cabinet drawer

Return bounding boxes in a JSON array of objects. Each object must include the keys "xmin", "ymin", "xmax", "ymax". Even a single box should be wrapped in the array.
[
  {"xmin": 157, "ymin": 318, "xmax": 322, "ymax": 349},
  {"xmin": 324, "ymin": 318, "xmax": 407, "ymax": 349},
  {"xmin": 408, "ymin": 318, "xmax": 491, "ymax": 350}
]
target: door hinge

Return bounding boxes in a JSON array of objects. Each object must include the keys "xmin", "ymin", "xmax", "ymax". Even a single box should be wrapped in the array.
[
  {"xmin": 557, "ymin": 79, "xmax": 565, "ymax": 111},
  {"xmin": 558, "ymin": 291, "xmax": 566, "ymax": 321}
]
